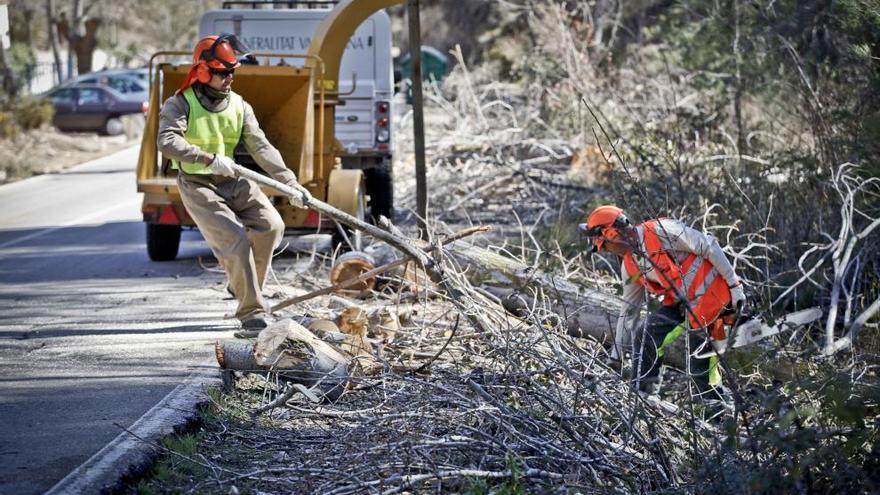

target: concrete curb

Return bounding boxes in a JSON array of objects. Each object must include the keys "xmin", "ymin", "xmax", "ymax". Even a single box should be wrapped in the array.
[{"xmin": 45, "ymin": 359, "xmax": 221, "ymax": 495}]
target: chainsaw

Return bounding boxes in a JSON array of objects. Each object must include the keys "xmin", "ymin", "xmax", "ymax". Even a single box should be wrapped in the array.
[{"xmin": 692, "ymin": 307, "xmax": 823, "ymax": 359}]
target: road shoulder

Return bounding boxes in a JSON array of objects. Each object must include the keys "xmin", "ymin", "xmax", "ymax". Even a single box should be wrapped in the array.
[{"xmin": 45, "ymin": 360, "xmax": 221, "ymax": 495}]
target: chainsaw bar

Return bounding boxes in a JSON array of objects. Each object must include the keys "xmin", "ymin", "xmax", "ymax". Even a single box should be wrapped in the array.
[{"xmin": 731, "ymin": 307, "xmax": 823, "ymax": 348}]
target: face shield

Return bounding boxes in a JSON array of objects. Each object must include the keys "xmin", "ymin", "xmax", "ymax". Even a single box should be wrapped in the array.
[
  {"xmin": 201, "ymin": 34, "xmax": 253, "ymax": 69},
  {"xmin": 578, "ymin": 223, "xmax": 608, "ymax": 253},
  {"xmin": 579, "ymin": 219, "xmax": 628, "ymax": 253}
]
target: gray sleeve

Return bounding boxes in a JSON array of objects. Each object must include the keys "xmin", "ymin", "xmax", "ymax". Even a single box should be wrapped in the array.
[
  {"xmin": 240, "ymin": 100, "xmax": 298, "ymax": 185},
  {"xmin": 659, "ymin": 219, "xmax": 740, "ymax": 287},
  {"xmin": 156, "ymin": 95, "xmax": 213, "ymax": 166},
  {"xmin": 613, "ymin": 264, "xmax": 644, "ymax": 359}
]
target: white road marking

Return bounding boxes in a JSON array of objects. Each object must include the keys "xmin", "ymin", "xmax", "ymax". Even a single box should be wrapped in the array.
[{"xmin": 0, "ymin": 196, "xmax": 141, "ymax": 250}]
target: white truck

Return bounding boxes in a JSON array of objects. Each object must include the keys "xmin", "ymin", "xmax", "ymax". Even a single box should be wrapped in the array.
[{"xmin": 199, "ymin": 1, "xmax": 395, "ymax": 220}]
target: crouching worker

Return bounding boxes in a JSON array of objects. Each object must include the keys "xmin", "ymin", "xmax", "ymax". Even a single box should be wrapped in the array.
[
  {"xmin": 580, "ymin": 205, "xmax": 746, "ymax": 401},
  {"xmin": 157, "ymin": 34, "xmax": 311, "ymax": 336}
]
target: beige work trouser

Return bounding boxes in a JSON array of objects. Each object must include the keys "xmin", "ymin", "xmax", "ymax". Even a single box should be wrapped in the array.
[{"xmin": 177, "ymin": 173, "xmax": 284, "ymax": 321}]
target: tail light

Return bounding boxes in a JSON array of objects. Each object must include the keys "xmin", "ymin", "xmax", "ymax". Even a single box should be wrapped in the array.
[
  {"xmin": 141, "ymin": 101, "xmax": 149, "ymax": 113},
  {"xmin": 375, "ymin": 101, "xmax": 390, "ymax": 144}
]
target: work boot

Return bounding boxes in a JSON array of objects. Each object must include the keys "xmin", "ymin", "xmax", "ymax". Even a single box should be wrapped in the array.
[
  {"xmin": 605, "ymin": 355, "xmax": 622, "ymax": 372},
  {"xmin": 636, "ymin": 378, "xmax": 662, "ymax": 399},
  {"xmin": 695, "ymin": 386, "xmax": 734, "ymax": 421},
  {"xmin": 234, "ymin": 314, "xmax": 269, "ymax": 338},
  {"xmin": 635, "ymin": 366, "xmax": 663, "ymax": 396}
]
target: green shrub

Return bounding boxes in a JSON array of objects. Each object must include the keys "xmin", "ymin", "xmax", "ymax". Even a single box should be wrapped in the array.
[
  {"xmin": 0, "ymin": 111, "xmax": 20, "ymax": 140},
  {"xmin": 696, "ymin": 363, "xmax": 880, "ymax": 494},
  {"xmin": 13, "ymin": 98, "xmax": 54, "ymax": 130}
]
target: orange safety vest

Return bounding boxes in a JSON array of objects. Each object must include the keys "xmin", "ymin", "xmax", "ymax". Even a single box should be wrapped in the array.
[{"xmin": 623, "ymin": 220, "xmax": 732, "ymax": 330}]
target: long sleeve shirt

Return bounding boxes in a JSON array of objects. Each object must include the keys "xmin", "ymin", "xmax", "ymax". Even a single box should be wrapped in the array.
[
  {"xmin": 613, "ymin": 218, "xmax": 739, "ymax": 356},
  {"xmin": 156, "ymin": 89, "xmax": 297, "ymax": 185}
]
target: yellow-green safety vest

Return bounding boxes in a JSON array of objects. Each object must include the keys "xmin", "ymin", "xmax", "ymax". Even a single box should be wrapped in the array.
[{"xmin": 172, "ymin": 87, "xmax": 244, "ymax": 175}]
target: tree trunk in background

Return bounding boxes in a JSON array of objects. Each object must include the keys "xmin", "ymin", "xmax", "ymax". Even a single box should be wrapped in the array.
[
  {"xmin": 68, "ymin": 0, "xmax": 79, "ymax": 78},
  {"xmin": 22, "ymin": 8, "xmax": 34, "ymax": 47},
  {"xmin": 46, "ymin": 0, "xmax": 63, "ymax": 84},
  {"xmin": 0, "ymin": 41, "xmax": 14, "ymax": 97},
  {"xmin": 55, "ymin": 0, "xmax": 100, "ymax": 77},
  {"xmin": 73, "ymin": 18, "xmax": 99, "ymax": 74}
]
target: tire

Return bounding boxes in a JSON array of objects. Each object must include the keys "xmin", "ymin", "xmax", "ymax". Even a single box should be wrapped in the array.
[
  {"xmin": 364, "ymin": 164, "xmax": 394, "ymax": 223},
  {"xmin": 331, "ymin": 186, "xmax": 366, "ymax": 253},
  {"xmin": 104, "ymin": 117, "xmax": 124, "ymax": 136},
  {"xmin": 146, "ymin": 223, "xmax": 182, "ymax": 261}
]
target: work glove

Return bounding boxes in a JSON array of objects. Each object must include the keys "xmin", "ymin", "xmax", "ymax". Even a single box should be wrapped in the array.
[
  {"xmin": 209, "ymin": 154, "xmax": 236, "ymax": 177},
  {"xmin": 729, "ymin": 283, "xmax": 747, "ymax": 311},
  {"xmin": 709, "ymin": 336, "xmax": 728, "ymax": 356},
  {"xmin": 285, "ymin": 180, "xmax": 312, "ymax": 209}
]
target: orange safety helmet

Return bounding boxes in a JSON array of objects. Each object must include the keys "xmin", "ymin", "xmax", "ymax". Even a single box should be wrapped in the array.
[
  {"xmin": 178, "ymin": 34, "xmax": 251, "ymax": 93},
  {"xmin": 578, "ymin": 205, "xmax": 630, "ymax": 252}
]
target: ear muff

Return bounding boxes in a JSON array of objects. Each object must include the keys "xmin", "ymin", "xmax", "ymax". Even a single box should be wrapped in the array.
[
  {"xmin": 195, "ymin": 63, "xmax": 211, "ymax": 84},
  {"xmin": 613, "ymin": 215, "xmax": 630, "ymax": 229}
]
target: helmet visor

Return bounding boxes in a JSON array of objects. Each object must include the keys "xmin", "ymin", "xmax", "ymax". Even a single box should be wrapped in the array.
[
  {"xmin": 579, "ymin": 223, "xmax": 608, "ymax": 251},
  {"xmin": 202, "ymin": 34, "xmax": 253, "ymax": 69},
  {"xmin": 583, "ymin": 224, "xmax": 626, "ymax": 251}
]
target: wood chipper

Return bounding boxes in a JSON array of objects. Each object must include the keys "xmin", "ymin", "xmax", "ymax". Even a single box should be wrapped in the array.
[{"xmin": 136, "ymin": 0, "xmax": 404, "ymax": 261}]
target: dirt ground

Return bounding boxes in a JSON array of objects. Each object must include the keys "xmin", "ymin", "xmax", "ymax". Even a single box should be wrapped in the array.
[{"xmin": 0, "ymin": 118, "xmax": 143, "ymax": 184}]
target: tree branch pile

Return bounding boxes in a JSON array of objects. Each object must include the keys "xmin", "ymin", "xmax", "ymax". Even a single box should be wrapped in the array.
[
  {"xmin": 212, "ymin": 283, "xmax": 725, "ymax": 493},
  {"xmin": 211, "ymin": 211, "xmax": 734, "ymax": 493}
]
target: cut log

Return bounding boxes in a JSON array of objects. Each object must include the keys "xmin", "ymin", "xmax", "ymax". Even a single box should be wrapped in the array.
[
  {"xmin": 216, "ymin": 319, "xmax": 354, "ymax": 401},
  {"xmin": 329, "ymin": 251, "xmax": 377, "ymax": 295},
  {"xmin": 459, "ymin": 249, "xmax": 706, "ymax": 371},
  {"xmin": 336, "ymin": 307, "xmax": 368, "ymax": 337},
  {"xmin": 449, "ymin": 243, "xmax": 622, "ymax": 341}
]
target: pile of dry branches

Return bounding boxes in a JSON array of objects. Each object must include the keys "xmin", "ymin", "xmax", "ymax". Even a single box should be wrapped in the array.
[
  {"xmin": 199, "ymin": 180, "xmax": 759, "ymax": 493},
  {"xmin": 214, "ymin": 253, "xmax": 731, "ymax": 493}
]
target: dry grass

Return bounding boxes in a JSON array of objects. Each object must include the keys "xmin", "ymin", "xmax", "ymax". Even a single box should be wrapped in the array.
[{"xmin": 0, "ymin": 119, "xmax": 142, "ymax": 184}]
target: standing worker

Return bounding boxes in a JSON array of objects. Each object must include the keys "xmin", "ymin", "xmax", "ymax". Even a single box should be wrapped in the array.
[
  {"xmin": 580, "ymin": 205, "xmax": 746, "ymax": 400},
  {"xmin": 157, "ymin": 34, "xmax": 311, "ymax": 336}
]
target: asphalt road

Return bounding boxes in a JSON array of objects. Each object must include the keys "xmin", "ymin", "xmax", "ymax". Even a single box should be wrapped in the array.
[{"xmin": 0, "ymin": 147, "xmax": 241, "ymax": 494}]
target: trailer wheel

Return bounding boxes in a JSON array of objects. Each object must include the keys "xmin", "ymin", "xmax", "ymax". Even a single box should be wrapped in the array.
[
  {"xmin": 328, "ymin": 169, "xmax": 367, "ymax": 253},
  {"xmin": 332, "ymin": 187, "xmax": 366, "ymax": 252},
  {"xmin": 365, "ymin": 164, "xmax": 393, "ymax": 223},
  {"xmin": 146, "ymin": 223, "xmax": 181, "ymax": 261}
]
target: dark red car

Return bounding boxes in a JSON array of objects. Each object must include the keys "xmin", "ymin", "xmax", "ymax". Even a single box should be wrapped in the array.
[{"xmin": 46, "ymin": 84, "xmax": 148, "ymax": 135}]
